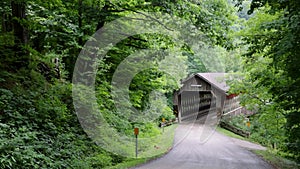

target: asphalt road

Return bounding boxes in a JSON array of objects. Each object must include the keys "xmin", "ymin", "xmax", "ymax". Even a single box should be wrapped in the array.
[{"xmin": 132, "ymin": 116, "xmax": 274, "ymax": 169}]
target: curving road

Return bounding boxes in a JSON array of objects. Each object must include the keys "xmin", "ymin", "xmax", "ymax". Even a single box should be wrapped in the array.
[{"xmin": 132, "ymin": 116, "xmax": 274, "ymax": 169}]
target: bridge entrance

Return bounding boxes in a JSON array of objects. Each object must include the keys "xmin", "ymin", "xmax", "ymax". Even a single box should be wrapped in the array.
[
  {"xmin": 174, "ymin": 73, "xmax": 236, "ymax": 123},
  {"xmin": 177, "ymin": 90, "xmax": 217, "ymax": 122}
]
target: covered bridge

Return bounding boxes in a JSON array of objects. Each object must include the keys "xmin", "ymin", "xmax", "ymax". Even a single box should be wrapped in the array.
[{"xmin": 173, "ymin": 73, "xmax": 241, "ymax": 123}]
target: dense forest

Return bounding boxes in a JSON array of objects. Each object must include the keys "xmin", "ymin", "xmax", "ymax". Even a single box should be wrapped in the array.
[
  {"xmin": 0, "ymin": 0, "xmax": 299, "ymax": 168},
  {"xmin": 230, "ymin": 0, "xmax": 300, "ymax": 161}
]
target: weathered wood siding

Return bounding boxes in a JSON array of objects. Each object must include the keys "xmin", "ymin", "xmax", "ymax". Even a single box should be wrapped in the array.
[
  {"xmin": 180, "ymin": 76, "xmax": 211, "ymax": 92},
  {"xmin": 175, "ymin": 73, "xmax": 242, "ymax": 123}
]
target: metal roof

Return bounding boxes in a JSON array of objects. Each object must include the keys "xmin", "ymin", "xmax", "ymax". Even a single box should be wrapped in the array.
[
  {"xmin": 196, "ymin": 73, "xmax": 229, "ymax": 92},
  {"xmin": 181, "ymin": 73, "xmax": 230, "ymax": 92}
]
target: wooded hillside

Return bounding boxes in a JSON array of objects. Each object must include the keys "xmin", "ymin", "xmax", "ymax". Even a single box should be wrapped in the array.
[{"xmin": 0, "ymin": 0, "xmax": 299, "ymax": 168}]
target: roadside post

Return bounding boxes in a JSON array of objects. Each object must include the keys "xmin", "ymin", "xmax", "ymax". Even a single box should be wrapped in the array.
[
  {"xmin": 245, "ymin": 118, "xmax": 251, "ymax": 128},
  {"xmin": 162, "ymin": 118, "xmax": 166, "ymax": 132},
  {"xmin": 134, "ymin": 127, "xmax": 139, "ymax": 158},
  {"xmin": 246, "ymin": 121, "xmax": 251, "ymax": 128}
]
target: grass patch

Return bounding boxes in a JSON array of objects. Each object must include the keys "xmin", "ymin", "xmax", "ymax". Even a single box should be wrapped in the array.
[
  {"xmin": 216, "ymin": 126, "xmax": 247, "ymax": 141},
  {"xmin": 105, "ymin": 124, "xmax": 178, "ymax": 169},
  {"xmin": 138, "ymin": 124, "xmax": 177, "ymax": 157},
  {"xmin": 105, "ymin": 158, "xmax": 149, "ymax": 169},
  {"xmin": 217, "ymin": 126, "xmax": 261, "ymax": 145},
  {"xmin": 252, "ymin": 150, "xmax": 300, "ymax": 169}
]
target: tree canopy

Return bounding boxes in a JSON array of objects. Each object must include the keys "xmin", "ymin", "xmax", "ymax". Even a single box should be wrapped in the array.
[
  {"xmin": 1, "ymin": 0, "xmax": 299, "ymax": 168},
  {"xmin": 230, "ymin": 0, "xmax": 300, "ymax": 160},
  {"xmin": 0, "ymin": 0, "xmax": 240, "ymax": 168}
]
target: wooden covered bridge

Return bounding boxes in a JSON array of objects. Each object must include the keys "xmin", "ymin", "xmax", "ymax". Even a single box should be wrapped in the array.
[{"xmin": 173, "ymin": 73, "xmax": 243, "ymax": 123}]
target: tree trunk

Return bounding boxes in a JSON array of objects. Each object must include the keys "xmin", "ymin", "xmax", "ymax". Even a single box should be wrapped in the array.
[
  {"xmin": 78, "ymin": 0, "xmax": 83, "ymax": 46},
  {"xmin": 11, "ymin": 0, "xmax": 28, "ymax": 68},
  {"xmin": 1, "ymin": 14, "xmax": 7, "ymax": 33},
  {"xmin": 96, "ymin": 4, "xmax": 108, "ymax": 31}
]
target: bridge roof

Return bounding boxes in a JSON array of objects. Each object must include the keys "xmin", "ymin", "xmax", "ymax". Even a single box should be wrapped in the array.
[
  {"xmin": 196, "ymin": 73, "xmax": 229, "ymax": 92},
  {"xmin": 181, "ymin": 73, "xmax": 230, "ymax": 93}
]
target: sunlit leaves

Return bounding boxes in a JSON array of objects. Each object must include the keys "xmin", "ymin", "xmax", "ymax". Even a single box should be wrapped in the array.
[{"xmin": 232, "ymin": 0, "xmax": 300, "ymax": 160}]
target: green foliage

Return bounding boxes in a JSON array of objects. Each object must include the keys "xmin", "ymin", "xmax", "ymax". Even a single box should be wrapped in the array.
[
  {"xmin": 231, "ymin": 0, "xmax": 300, "ymax": 161},
  {"xmin": 138, "ymin": 122, "xmax": 161, "ymax": 138},
  {"xmin": 159, "ymin": 106, "xmax": 175, "ymax": 122},
  {"xmin": 85, "ymin": 153, "xmax": 113, "ymax": 169},
  {"xmin": 252, "ymin": 149, "xmax": 300, "ymax": 169},
  {"xmin": 0, "ymin": 71, "xmax": 114, "ymax": 168},
  {"xmin": 1, "ymin": 0, "xmax": 242, "ymax": 167},
  {"xmin": 224, "ymin": 115, "xmax": 250, "ymax": 131}
]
